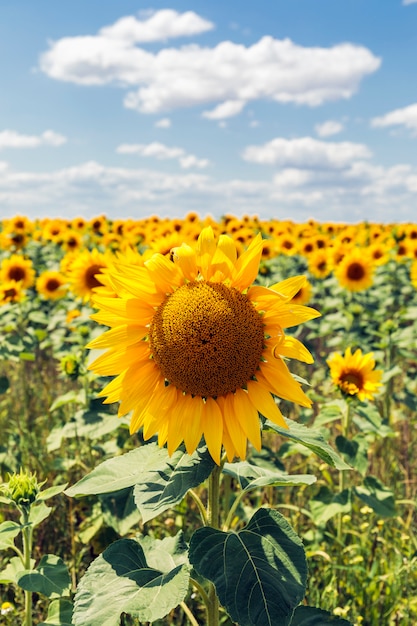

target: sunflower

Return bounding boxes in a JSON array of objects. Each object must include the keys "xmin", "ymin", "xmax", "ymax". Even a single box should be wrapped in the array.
[
  {"xmin": 334, "ymin": 248, "xmax": 375, "ymax": 292},
  {"xmin": 327, "ymin": 347, "xmax": 382, "ymax": 401},
  {"xmin": 0, "ymin": 280, "xmax": 25, "ymax": 305},
  {"xmin": 67, "ymin": 248, "xmax": 110, "ymax": 302},
  {"xmin": 87, "ymin": 227, "xmax": 320, "ymax": 464},
  {"xmin": 0, "ymin": 254, "xmax": 35, "ymax": 289},
  {"xmin": 36, "ymin": 270, "xmax": 68, "ymax": 300},
  {"xmin": 308, "ymin": 249, "xmax": 332, "ymax": 279}
]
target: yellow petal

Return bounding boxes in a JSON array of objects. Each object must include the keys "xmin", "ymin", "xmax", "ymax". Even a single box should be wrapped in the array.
[
  {"xmin": 88, "ymin": 342, "xmax": 150, "ymax": 376},
  {"xmin": 182, "ymin": 395, "xmax": 204, "ymax": 456},
  {"xmin": 233, "ymin": 388, "xmax": 261, "ymax": 451},
  {"xmin": 269, "ymin": 335, "xmax": 314, "ymax": 364},
  {"xmin": 145, "ymin": 253, "xmax": 183, "ymax": 293},
  {"xmin": 87, "ymin": 325, "xmax": 147, "ymax": 349},
  {"xmin": 201, "ymin": 397, "xmax": 223, "ymax": 464},
  {"xmin": 263, "ymin": 303, "xmax": 321, "ymax": 329},
  {"xmin": 222, "ymin": 393, "xmax": 248, "ymax": 460},
  {"xmin": 258, "ymin": 357, "xmax": 312, "ymax": 407},
  {"xmin": 231, "ymin": 234, "xmax": 263, "ymax": 290},
  {"xmin": 246, "ymin": 380, "xmax": 288, "ymax": 429},
  {"xmin": 172, "ymin": 244, "xmax": 198, "ymax": 281},
  {"xmin": 269, "ymin": 275, "xmax": 308, "ymax": 300}
]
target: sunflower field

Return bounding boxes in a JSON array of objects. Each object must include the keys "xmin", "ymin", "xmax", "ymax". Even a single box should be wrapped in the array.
[{"xmin": 0, "ymin": 213, "xmax": 416, "ymax": 626}]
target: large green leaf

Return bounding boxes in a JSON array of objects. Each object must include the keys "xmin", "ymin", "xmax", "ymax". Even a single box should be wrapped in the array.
[
  {"xmin": 0, "ymin": 556, "xmax": 35, "ymax": 584},
  {"xmin": 265, "ymin": 418, "xmax": 351, "ymax": 470},
  {"xmin": 133, "ymin": 444, "xmax": 215, "ymax": 523},
  {"xmin": 17, "ymin": 554, "xmax": 71, "ymax": 598},
  {"xmin": 189, "ymin": 507, "xmax": 307, "ymax": 626},
  {"xmin": 355, "ymin": 476, "xmax": 396, "ymax": 517},
  {"xmin": 0, "ymin": 520, "xmax": 21, "ymax": 550},
  {"xmin": 65, "ymin": 443, "xmax": 173, "ymax": 497},
  {"xmin": 38, "ymin": 598, "xmax": 73, "ymax": 626},
  {"xmin": 72, "ymin": 538, "xmax": 191, "ymax": 626},
  {"xmin": 99, "ymin": 487, "xmax": 140, "ymax": 536},
  {"xmin": 223, "ymin": 461, "xmax": 316, "ymax": 492},
  {"xmin": 291, "ymin": 605, "xmax": 352, "ymax": 624}
]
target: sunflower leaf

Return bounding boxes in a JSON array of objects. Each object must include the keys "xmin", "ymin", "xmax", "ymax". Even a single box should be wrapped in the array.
[
  {"xmin": 265, "ymin": 418, "xmax": 351, "ymax": 470},
  {"xmin": 223, "ymin": 461, "xmax": 316, "ymax": 491},
  {"xmin": 133, "ymin": 444, "xmax": 215, "ymax": 523},
  {"xmin": 65, "ymin": 443, "xmax": 177, "ymax": 497},
  {"xmin": 189, "ymin": 507, "xmax": 307, "ymax": 626},
  {"xmin": 38, "ymin": 598, "xmax": 74, "ymax": 626},
  {"xmin": 17, "ymin": 554, "xmax": 71, "ymax": 598},
  {"xmin": 72, "ymin": 538, "xmax": 191, "ymax": 626}
]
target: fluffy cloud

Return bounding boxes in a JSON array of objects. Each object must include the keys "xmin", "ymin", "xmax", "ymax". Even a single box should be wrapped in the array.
[
  {"xmin": 403, "ymin": 0, "xmax": 417, "ymax": 5},
  {"xmin": 315, "ymin": 120, "xmax": 344, "ymax": 137},
  {"xmin": 99, "ymin": 9, "xmax": 214, "ymax": 43},
  {"xmin": 371, "ymin": 102, "xmax": 417, "ymax": 134},
  {"xmin": 116, "ymin": 142, "xmax": 210, "ymax": 169},
  {"xmin": 0, "ymin": 157, "xmax": 416, "ymax": 223},
  {"xmin": 0, "ymin": 130, "xmax": 67, "ymax": 150},
  {"xmin": 39, "ymin": 11, "xmax": 381, "ymax": 114},
  {"xmin": 242, "ymin": 136, "xmax": 372, "ymax": 169}
]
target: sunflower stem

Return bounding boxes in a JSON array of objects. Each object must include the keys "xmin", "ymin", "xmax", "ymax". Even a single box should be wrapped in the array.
[
  {"xmin": 21, "ymin": 506, "xmax": 33, "ymax": 626},
  {"xmin": 206, "ymin": 464, "xmax": 222, "ymax": 626},
  {"xmin": 337, "ymin": 400, "xmax": 352, "ymax": 541}
]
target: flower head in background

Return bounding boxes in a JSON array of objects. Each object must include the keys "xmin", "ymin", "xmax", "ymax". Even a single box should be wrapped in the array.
[
  {"xmin": 327, "ymin": 347, "xmax": 382, "ymax": 401},
  {"xmin": 36, "ymin": 270, "xmax": 68, "ymax": 300},
  {"xmin": 0, "ymin": 253, "xmax": 35, "ymax": 289},
  {"xmin": 334, "ymin": 248, "xmax": 375, "ymax": 292},
  {"xmin": 88, "ymin": 227, "xmax": 320, "ymax": 463}
]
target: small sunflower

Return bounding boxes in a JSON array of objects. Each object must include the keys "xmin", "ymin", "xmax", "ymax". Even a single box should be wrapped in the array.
[
  {"xmin": 327, "ymin": 347, "xmax": 382, "ymax": 401},
  {"xmin": 308, "ymin": 249, "xmax": 332, "ymax": 279},
  {"xmin": 67, "ymin": 248, "xmax": 110, "ymax": 302},
  {"xmin": 334, "ymin": 248, "xmax": 375, "ymax": 292},
  {"xmin": 88, "ymin": 227, "xmax": 320, "ymax": 464},
  {"xmin": 0, "ymin": 280, "xmax": 25, "ymax": 305},
  {"xmin": 36, "ymin": 270, "xmax": 68, "ymax": 300},
  {"xmin": 0, "ymin": 254, "xmax": 35, "ymax": 289}
]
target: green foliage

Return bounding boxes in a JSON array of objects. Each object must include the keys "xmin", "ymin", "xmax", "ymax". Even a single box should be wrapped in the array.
[
  {"xmin": 72, "ymin": 537, "xmax": 191, "ymax": 626},
  {"xmin": 190, "ymin": 508, "xmax": 307, "ymax": 626}
]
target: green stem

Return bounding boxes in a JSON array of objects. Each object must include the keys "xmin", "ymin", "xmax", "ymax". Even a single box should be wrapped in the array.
[
  {"xmin": 206, "ymin": 465, "xmax": 222, "ymax": 626},
  {"xmin": 188, "ymin": 489, "xmax": 208, "ymax": 526},
  {"xmin": 21, "ymin": 506, "xmax": 33, "ymax": 626},
  {"xmin": 337, "ymin": 401, "xmax": 352, "ymax": 541},
  {"xmin": 180, "ymin": 601, "xmax": 200, "ymax": 626}
]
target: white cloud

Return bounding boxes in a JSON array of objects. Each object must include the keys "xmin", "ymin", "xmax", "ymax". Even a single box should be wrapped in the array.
[
  {"xmin": 0, "ymin": 129, "xmax": 67, "ymax": 150},
  {"xmin": 403, "ymin": 0, "xmax": 417, "ymax": 5},
  {"xmin": 39, "ymin": 14, "xmax": 381, "ymax": 114},
  {"xmin": 0, "ymin": 157, "xmax": 416, "ymax": 223},
  {"xmin": 242, "ymin": 136, "xmax": 372, "ymax": 169},
  {"xmin": 315, "ymin": 120, "xmax": 344, "ymax": 137},
  {"xmin": 202, "ymin": 100, "xmax": 246, "ymax": 120},
  {"xmin": 155, "ymin": 117, "xmax": 171, "ymax": 128},
  {"xmin": 116, "ymin": 141, "xmax": 210, "ymax": 169},
  {"xmin": 99, "ymin": 9, "xmax": 214, "ymax": 43},
  {"xmin": 371, "ymin": 102, "xmax": 417, "ymax": 134}
]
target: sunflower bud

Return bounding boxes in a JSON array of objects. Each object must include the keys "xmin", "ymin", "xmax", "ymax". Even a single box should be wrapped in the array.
[{"xmin": 3, "ymin": 469, "xmax": 41, "ymax": 506}]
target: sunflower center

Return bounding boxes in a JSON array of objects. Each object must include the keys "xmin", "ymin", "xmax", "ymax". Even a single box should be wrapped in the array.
[
  {"xmin": 346, "ymin": 262, "xmax": 365, "ymax": 281},
  {"xmin": 340, "ymin": 371, "xmax": 363, "ymax": 394},
  {"xmin": 149, "ymin": 280, "xmax": 265, "ymax": 397},
  {"xmin": 46, "ymin": 278, "xmax": 61, "ymax": 292},
  {"xmin": 85, "ymin": 264, "xmax": 104, "ymax": 290},
  {"xmin": 9, "ymin": 266, "xmax": 26, "ymax": 282}
]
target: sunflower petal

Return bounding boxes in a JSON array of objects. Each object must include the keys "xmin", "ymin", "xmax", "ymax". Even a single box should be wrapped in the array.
[{"xmin": 201, "ymin": 397, "xmax": 223, "ymax": 464}]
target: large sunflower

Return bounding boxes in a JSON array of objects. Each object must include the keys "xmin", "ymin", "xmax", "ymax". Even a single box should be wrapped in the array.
[
  {"xmin": 327, "ymin": 347, "xmax": 382, "ymax": 401},
  {"xmin": 88, "ymin": 227, "xmax": 320, "ymax": 463}
]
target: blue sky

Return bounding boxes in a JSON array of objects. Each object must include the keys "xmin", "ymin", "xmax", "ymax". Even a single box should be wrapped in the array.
[{"xmin": 1, "ymin": 0, "xmax": 417, "ymax": 223}]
